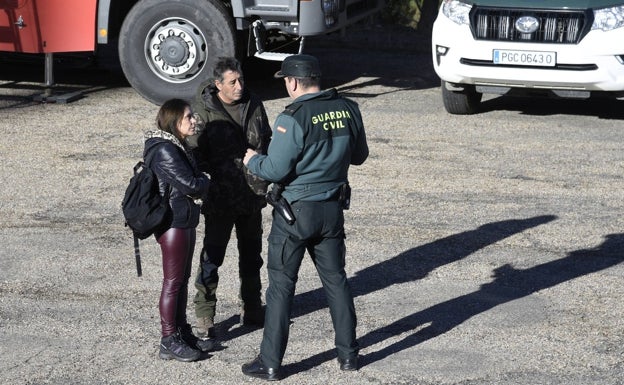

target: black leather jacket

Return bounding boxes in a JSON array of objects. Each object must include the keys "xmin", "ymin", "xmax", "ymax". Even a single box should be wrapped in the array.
[
  {"xmin": 188, "ymin": 80, "xmax": 271, "ymax": 215},
  {"xmin": 144, "ymin": 133, "xmax": 210, "ymax": 229}
]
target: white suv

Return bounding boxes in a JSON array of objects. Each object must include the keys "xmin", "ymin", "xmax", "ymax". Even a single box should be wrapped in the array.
[{"xmin": 432, "ymin": 0, "xmax": 624, "ymax": 114}]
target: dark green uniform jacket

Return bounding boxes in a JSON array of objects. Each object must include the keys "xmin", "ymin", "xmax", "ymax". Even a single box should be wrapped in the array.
[{"xmin": 246, "ymin": 88, "xmax": 368, "ymax": 203}]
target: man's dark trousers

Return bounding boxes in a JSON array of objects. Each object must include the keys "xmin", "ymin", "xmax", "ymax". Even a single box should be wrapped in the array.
[
  {"xmin": 193, "ymin": 210, "xmax": 264, "ymax": 319},
  {"xmin": 259, "ymin": 199, "xmax": 359, "ymax": 368}
]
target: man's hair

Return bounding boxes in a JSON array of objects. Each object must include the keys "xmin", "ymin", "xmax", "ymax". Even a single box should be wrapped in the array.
[
  {"xmin": 213, "ymin": 57, "xmax": 243, "ymax": 82},
  {"xmin": 293, "ymin": 76, "xmax": 320, "ymax": 89},
  {"xmin": 156, "ymin": 98, "xmax": 190, "ymax": 141}
]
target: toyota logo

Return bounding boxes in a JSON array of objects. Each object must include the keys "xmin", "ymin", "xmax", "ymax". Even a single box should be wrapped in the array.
[{"xmin": 515, "ymin": 16, "xmax": 539, "ymax": 33}]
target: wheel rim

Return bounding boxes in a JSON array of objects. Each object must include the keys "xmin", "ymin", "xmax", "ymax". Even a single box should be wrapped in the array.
[{"xmin": 144, "ymin": 17, "xmax": 207, "ymax": 83}]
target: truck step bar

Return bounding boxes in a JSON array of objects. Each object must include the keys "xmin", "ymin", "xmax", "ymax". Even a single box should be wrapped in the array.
[{"xmin": 252, "ymin": 20, "xmax": 303, "ymax": 61}]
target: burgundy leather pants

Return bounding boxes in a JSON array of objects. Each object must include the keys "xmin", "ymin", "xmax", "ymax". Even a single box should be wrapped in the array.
[{"xmin": 157, "ymin": 227, "xmax": 196, "ymax": 337}]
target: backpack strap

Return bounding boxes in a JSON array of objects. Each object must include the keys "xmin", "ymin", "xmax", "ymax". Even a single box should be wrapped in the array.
[
  {"xmin": 143, "ymin": 145, "xmax": 172, "ymax": 201},
  {"xmin": 133, "ymin": 234, "xmax": 142, "ymax": 277}
]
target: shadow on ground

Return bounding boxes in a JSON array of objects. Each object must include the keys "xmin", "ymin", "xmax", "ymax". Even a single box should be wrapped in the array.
[
  {"xmin": 480, "ymin": 94, "xmax": 624, "ymax": 120},
  {"xmin": 0, "ymin": 54, "xmax": 128, "ymax": 109},
  {"xmin": 272, "ymin": 216, "xmax": 623, "ymax": 378}
]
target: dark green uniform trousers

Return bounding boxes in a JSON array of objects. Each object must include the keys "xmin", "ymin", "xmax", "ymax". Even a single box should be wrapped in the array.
[{"xmin": 260, "ymin": 199, "xmax": 359, "ymax": 368}]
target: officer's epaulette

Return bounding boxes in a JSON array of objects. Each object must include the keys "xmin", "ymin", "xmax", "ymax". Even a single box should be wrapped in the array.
[{"xmin": 281, "ymin": 103, "xmax": 303, "ymax": 116}]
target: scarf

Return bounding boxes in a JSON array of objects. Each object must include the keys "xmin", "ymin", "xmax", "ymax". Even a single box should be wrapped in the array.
[{"xmin": 144, "ymin": 129, "xmax": 198, "ymax": 171}]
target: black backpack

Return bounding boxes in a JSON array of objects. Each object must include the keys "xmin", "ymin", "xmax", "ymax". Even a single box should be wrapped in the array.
[{"xmin": 121, "ymin": 149, "xmax": 170, "ymax": 276}]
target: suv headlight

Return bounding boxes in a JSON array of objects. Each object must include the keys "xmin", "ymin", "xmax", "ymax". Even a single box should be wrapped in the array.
[
  {"xmin": 442, "ymin": 0, "xmax": 472, "ymax": 25},
  {"xmin": 592, "ymin": 5, "xmax": 624, "ymax": 31}
]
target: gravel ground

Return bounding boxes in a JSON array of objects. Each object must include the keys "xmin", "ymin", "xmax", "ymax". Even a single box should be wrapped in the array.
[{"xmin": 0, "ymin": 26, "xmax": 623, "ymax": 385}]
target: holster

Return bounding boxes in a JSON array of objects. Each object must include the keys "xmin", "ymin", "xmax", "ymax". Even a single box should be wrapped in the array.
[
  {"xmin": 266, "ymin": 184, "xmax": 295, "ymax": 225},
  {"xmin": 339, "ymin": 183, "xmax": 351, "ymax": 210}
]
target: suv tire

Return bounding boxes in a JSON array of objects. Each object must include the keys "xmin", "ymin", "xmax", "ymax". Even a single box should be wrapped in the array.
[{"xmin": 442, "ymin": 82, "xmax": 483, "ymax": 115}]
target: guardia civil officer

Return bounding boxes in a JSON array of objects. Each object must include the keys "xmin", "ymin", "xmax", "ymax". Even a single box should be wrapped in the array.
[{"xmin": 241, "ymin": 54, "xmax": 369, "ymax": 380}]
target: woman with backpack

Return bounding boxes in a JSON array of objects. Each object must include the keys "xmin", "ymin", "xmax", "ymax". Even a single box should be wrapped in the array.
[{"xmin": 143, "ymin": 98, "xmax": 210, "ymax": 362}]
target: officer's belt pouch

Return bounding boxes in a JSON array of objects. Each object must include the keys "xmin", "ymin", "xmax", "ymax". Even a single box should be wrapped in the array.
[{"xmin": 339, "ymin": 183, "xmax": 351, "ymax": 210}]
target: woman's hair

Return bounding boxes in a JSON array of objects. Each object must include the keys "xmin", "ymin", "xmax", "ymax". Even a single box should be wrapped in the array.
[{"xmin": 156, "ymin": 98, "xmax": 190, "ymax": 140}]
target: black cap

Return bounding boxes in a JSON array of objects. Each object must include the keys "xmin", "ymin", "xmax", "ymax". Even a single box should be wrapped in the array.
[{"xmin": 274, "ymin": 54, "xmax": 322, "ymax": 78}]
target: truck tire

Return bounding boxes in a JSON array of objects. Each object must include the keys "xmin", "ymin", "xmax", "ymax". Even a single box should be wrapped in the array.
[
  {"xmin": 441, "ymin": 81, "xmax": 482, "ymax": 115},
  {"xmin": 119, "ymin": 0, "xmax": 235, "ymax": 105}
]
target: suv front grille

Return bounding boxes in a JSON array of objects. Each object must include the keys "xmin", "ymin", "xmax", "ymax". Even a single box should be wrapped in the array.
[{"xmin": 471, "ymin": 7, "xmax": 591, "ymax": 44}]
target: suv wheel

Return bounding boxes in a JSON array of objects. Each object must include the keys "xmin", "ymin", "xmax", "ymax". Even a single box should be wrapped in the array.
[{"xmin": 441, "ymin": 82, "xmax": 483, "ymax": 115}]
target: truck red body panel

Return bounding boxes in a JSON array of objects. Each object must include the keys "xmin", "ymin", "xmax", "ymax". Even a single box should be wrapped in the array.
[
  {"xmin": 0, "ymin": 0, "xmax": 384, "ymax": 103},
  {"xmin": 0, "ymin": 0, "xmax": 96, "ymax": 53}
]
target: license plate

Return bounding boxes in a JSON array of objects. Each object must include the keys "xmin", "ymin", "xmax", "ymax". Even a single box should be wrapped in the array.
[{"xmin": 493, "ymin": 49, "xmax": 556, "ymax": 67}]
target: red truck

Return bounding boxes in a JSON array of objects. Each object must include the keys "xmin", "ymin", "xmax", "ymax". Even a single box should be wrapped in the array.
[{"xmin": 0, "ymin": 0, "xmax": 383, "ymax": 103}]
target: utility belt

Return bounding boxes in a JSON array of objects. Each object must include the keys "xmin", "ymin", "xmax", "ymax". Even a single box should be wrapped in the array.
[{"xmin": 266, "ymin": 183, "xmax": 351, "ymax": 225}]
